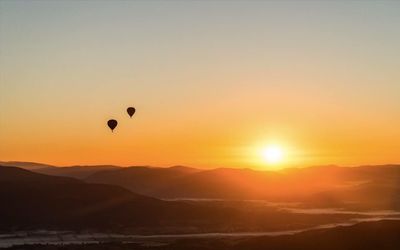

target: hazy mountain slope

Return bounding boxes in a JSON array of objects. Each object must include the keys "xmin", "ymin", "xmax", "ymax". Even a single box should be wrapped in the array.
[
  {"xmin": 34, "ymin": 165, "xmax": 122, "ymax": 179},
  {"xmin": 0, "ymin": 165, "xmax": 360, "ymax": 233},
  {"xmin": 0, "ymin": 161, "xmax": 56, "ymax": 170},
  {"xmin": 151, "ymin": 168, "xmax": 282, "ymax": 199},
  {"xmin": 86, "ymin": 166, "xmax": 200, "ymax": 197},
  {"xmin": 86, "ymin": 167, "xmax": 286, "ymax": 199},
  {"xmin": 3, "ymin": 161, "xmax": 399, "ymax": 208},
  {"xmin": 85, "ymin": 165, "xmax": 400, "ymax": 208},
  {"xmin": 306, "ymin": 181, "xmax": 400, "ymax": 210}
]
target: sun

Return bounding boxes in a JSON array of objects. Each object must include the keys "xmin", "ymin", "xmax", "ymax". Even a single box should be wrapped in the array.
[{"xmin": 262, "ymin": 145, "xmax": 284, "ymax": 165}]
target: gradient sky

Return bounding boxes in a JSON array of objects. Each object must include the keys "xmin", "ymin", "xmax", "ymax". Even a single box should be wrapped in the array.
[{"xmin": 1, "ymin": 0, "xmax": 399, "ymax": 169}]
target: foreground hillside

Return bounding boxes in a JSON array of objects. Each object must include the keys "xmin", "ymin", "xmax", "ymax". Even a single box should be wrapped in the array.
[
  {"xmin": 0, "ymin": 165, "xmax": 168, "ymax": 231},
  {"xmin": 5, "ymin": 220, "xmax": 400, "ymax": 250},
  {"xmin": 231, "ymin": 219, "xmax": 400, "ymax": 250}
]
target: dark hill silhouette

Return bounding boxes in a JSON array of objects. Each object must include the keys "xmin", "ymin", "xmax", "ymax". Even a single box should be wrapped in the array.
[
  {"xmin": 231, "ymin": 220, "xmax": 400, "ymax": 250},
  {"xmin": 171, "ymin": 220, "xmax": 400, "ymax": 250},
  {"xmin": 0, "ymin": 165, "xmax": 169, "ymax": 231}
]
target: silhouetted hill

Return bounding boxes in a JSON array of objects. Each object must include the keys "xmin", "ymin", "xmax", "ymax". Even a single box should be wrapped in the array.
[
  {"xmin": 232, "ymin": 220, "xmax": 400, "ymax": 250},
  {"xmin": 169, "ymin": 220, "xmax": 400, "ymax": 250},
  {"xmin": 0, "ymin": 165, "xmax": 170, "ymax": 231}
]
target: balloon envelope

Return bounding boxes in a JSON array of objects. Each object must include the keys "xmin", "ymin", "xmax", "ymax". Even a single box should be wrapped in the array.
[
  {"xmin": 127, "ymin": 107, "xmax": 136, "ymax": 118},
  {"xmin": 107, "ymin": 119, "xmax": 118, "ymax": 132}
]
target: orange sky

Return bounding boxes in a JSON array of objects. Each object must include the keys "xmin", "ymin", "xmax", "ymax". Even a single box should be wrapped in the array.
[{"xmin": 1, "ymin": 1, "xmax": 399, "ymax": 169}]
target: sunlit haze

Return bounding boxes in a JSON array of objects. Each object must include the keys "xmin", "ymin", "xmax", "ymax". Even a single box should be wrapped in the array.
[{"xmin": 262, "ymin": 145, "xmax": 284, "ymax": 167}]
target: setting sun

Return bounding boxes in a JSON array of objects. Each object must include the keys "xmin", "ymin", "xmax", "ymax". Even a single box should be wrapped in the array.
[{"xmin": 262, "ymin": 145, "xmax": 284, "ymax": 165}]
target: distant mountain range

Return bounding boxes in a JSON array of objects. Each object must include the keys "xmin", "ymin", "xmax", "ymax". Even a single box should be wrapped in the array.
[
  {"xmin": 35, "ymin": 165, "xmax": 122, "ymax": 179},
  {"xmin": 0, "ymin": 161, "xmax": 122, "ymax": 179},
  {"xmin": 84, "ymin": 164, "xmax": 400, "ymax": 210},
  {"xmin": 0, "ymin": 161, "xmax": 57, "ymax": 170},
  {"xmin": 2, "ymin": 161, "xmax": 400, "ymax": 210},
  {"xmin": 2, "ymin": 165, "xmax": 364, "ymax": 233}
]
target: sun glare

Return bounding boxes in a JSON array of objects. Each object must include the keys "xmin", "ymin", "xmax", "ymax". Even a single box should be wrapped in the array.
[{"xmin": 262, "ymin": 145, "xmax": 284, "ymax": 165}]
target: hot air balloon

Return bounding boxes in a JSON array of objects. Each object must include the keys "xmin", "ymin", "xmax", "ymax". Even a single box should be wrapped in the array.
[
  {"xmin": 107, "ymin": 119, "xmax": 118, "ymax": 132},
  {"xmin": 127, "ymin": 107, "xmax": 136, "ymax": 118}
]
